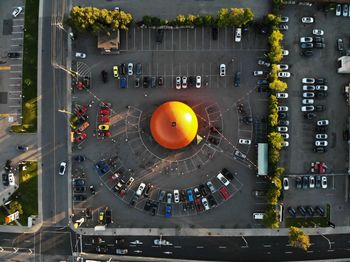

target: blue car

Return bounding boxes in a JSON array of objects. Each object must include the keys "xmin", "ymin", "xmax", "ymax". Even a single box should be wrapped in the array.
[
  {"xmin": 95, "ymin": 161, "xmax": 110, "ymax": 176},
  {"xmin": 120, "ymin": 76, "xmax": 127, "ymax": 88},
  {"xmin": 186, "ymin": 189, "xmax": 194, "ymax": 203},
  {"xmin": 165, "ymin": 204, "xmax": 172, "ymax": 218}
]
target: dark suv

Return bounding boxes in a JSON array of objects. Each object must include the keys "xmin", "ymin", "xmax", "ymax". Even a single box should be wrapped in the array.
[
  {"xmin": 234, "ymin": 72, "xmax": 241, "ymax": 87},
  {"xmin": 288, "ymin": 207, "xmax": 296, "ymax": 217},
  {"xmin": 212, "ymin": 27, "xmax": 218, "ymax": 40}
]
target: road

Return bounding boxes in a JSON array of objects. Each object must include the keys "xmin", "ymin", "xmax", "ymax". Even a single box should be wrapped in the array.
[{"xmin": 41, "ymin": 0, "xmax": 70, "ymax": 226}]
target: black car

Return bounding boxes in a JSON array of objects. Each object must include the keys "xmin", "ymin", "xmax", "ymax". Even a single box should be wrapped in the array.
[
  {"xmin": 155, "ymin": 29, "xmax": 164, "ymax": 43},
  {"xmin": 315, "ymin": 78, "xmax": 327, "ymax": 85},
  {"xmin": 143, "ymin": 77, "xmax": 149, "ymax": 88},
  {"xmin": 316, "ymin": 92, "xmax": 328, "ymax": 98},
  {"xmin": 278, "ymin": 24, "xmax": 288, "ymax": 31},
  {"xmin": 278, "ymin": 112, "xmax": 288, "ymax": 119},
  {"xmin": 313, "ymin": 37, "xmax": 324, "ymax": 43},
  {"xmin": 144, "ymin": 200, "xmax": 152, "ymax": 211},
  {"xmin": 234, "ymin": 72, "xmax": 241, "ymax": 87},
  {"xmin": 74, "ymin": 186, "xmax": 86, "ymax": 193},
  {"xmin": 258, "ymin": 86, "xmax": 269, "ymax": 92},
  {"xmin": 288, "ymin": 207, "xmax": 296, "ymax": 217},
  {"xmin": 101, "ymin": 70, "xmax": 108, "ymax": 83},
  {"xmin": 298, "ymin": 206, "xmax": 307, "ymax": 216},
  {"xmin": 96, "ymin": 245, "xmax": 108, "ymax": 254},
  {"xmin": 208, "ymin": 136, "xmax": 220, "ymax": 145},
  {"xmin": 337, "ymin": 38, "xmax": 344, "ymax": 51},
  {"xmin": 2, "ymin": 173, "xmax": 9, "ymax": 186},
  {"xmin": 302, "ymin": 176, "xmax": 308, "ymax": 189},
  {"xmin": 151, "ymin": 76, "xmax": 156, "ymax": 88},
  {"xmin": 151, "ymin": 206, "xmax": 157, "ymax": 216},
  {"xmin": 180, "ymin": 190, "xmax": 187, "ymax": 202},
  {"xmin": 314, "ymin": 147, "xmax": 327, "ymax": 153},
  {"xmin": 295, "ymin": 176, "xmax": 302, "ymax": 189},
  {"xmin": 73, "ymin": 194, "xmax": 86, "ymax": 201},
  {"xmin": 304, "ymin": 112, "xmax": 316, "ymax": 120},
  {"xmin": 120, "ymin": 63, "xmax": 126, "ymax": 75},
  {"xmin": 7, "ymin": 52, "xmax": 20, "ymax": 58},
  {"xmin": 315, "ymin": 175, "xmax": 321, "ymax": 188},
  {"xmin": 135, "ymin": 63, "xmax": 142, "ymax": 75},
  {"xmin": 135, "ymin": 77, "xmax": 140, "ymax": 87},
  {"xmin": 257, "ymin": 79, "xmax": 268, "ymax": 85},
  {"xmin": 301, "ymin": 50, "xmax": 313, "ymax": 56},
  {"xmin": 314, "ymin": 105, "xmax": 326, "ymax": 112},
  {"xmin": 221, "ymin": 168, "xmax": 234, "ymax": 180},
  {"xmin": 89, "ymin": 185, "xmax": 95, "ymax": 195},
  {"xmin": 130, "ymin": 195, "xmax": 139, "ymax": 206},
  {"xmin": 74, "ymin": 155, "xmax": 86, "ymax": 162},
  {"xmin": 144, "ymin": 184, "xmax": 153, "ymax": 197},
  {"xmin": 315, "ymin": 126, "xmax": 328, "ymax": 133},
  {"xmin": 278, "ymin": 120, "xmax": 289, "ymax": 126},
  {"xmin": 199, "ymin": 184, "xmax": 208, "ymax": 196},
  {"xmin": 212, "ymin": 27, "xmax": 218, "ymax": 40},
  {"xmin": 105, "ymin": 209, "xmax": 111, "ymax": 224},
  {"xmin": 207, "ymin": 195, "xmax": 217, "ymax": 207},
  {"xmin": 315, "ymin": 206, "xmax": 325, "ymax": 216},
  {"xmin": 300, "ymin": 43, "xmax": 313, "ymax": 49},
  {"xmin": 158, "ymin": 76, "xmax": 163, "ymax": 86},
  {"xmin": 306, "ymin": 206, "xmax": 314, "ymax": 216},
  {"xmin": 242, "ymin": 116, "xmax": 253, "ymax": 124},
  {"xmin": 193, "ymin": 187, "xmax": 201, "ymax": 198},
  {"xmin": 73, "ymin": 179, "xmax": 85, "ymax": 186}
]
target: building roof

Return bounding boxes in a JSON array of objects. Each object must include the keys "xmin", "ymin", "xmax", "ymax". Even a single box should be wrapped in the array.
[
  {"xmin": 257, "ymin": 143, "xmax": 268, "ymax": 176},
  {"xmin": 97, "ymin": 30, "xmax": 119, "ymax": 50},
  {"xmin": 338, "ymin": 56, "xmax": 350, "ymax": 74}
]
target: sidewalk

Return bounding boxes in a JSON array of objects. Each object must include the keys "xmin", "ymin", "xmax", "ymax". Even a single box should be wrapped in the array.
[{"xmin": 73, "ymin": 225, "xmax": 350, "ymax": 237}]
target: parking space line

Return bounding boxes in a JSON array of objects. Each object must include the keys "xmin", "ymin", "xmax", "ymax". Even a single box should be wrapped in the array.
[
  {"xmin": 9, "ymin": 105, "xmax": 21, "ymax": 108},
  {"xmin": 196, "ymin": 246, "xmax": 204, "ymax": 249},
  {"xmin": 225, "ymin": 27, "xmax": 227, "ymax": 49},
  {"xmin": 125, "ymin": 30, "xmax": 128, "ymax": 51},
  {"xmin": 141, "ymin": 28, "xmax": 143, "ymax": 51},
  {"xmin": 9, "ymin": 84, "xmax": 21, "ymax": 86},
  {"xmin": 285, "ymin": 251, "xmax": 293, "ymax": 254},
  {"xmin": 133, "ymin": 27, "xmax": 136, "ymax": 50},
  {"xmin": 179, "ymin": 29, "xmax": 182, "ymax": 50},
  {"xmin": 171, "ymin": 30, "xmax": 174, "ymax": 50},
  {"xmin": 13, "ymin": 32, "xmax": 24, "ymax": 34},
  {"xmin": 187, "ymin": 29, "xmax": 189, "ymax": 50},
  {"xmin": 194, "ymin": 28, "xmax": 196, "ymax": 50},
  {"xmin": 11, "ymin": 38, "xmax": 22, "ymax": 40},
  {"xmin": 9, "ymin": 77, "xmax": 21, "ymax": 80},
  {"xmin": 202, "ymin": 27, "xmax": 204, "ymax": 50},
  {"xmin": 174, "ymin": 246, "xmax": 181, "ymax": 248},
  {"xmin": 149, "ymin": 29, "xmax": 151, "ymax": 51},
  {"xmin": 10, "ymin": 71, "xmax": 22, "ymax": 73},
  {"xmin": 218, "ymin": 246, "xmax": 227, "ymax": 249},
  {"xmin": 163, "ymin": 30, "xmax": 166, "ymax": 50}
]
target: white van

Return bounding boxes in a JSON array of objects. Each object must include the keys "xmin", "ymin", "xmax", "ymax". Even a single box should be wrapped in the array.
[
  {"xmin": 235, "ymin": 28, "xmax": 242, "ymax": 42},
  {"xmin": 253, "ymin": 213, "xmax": 265, "ymax": 220}
]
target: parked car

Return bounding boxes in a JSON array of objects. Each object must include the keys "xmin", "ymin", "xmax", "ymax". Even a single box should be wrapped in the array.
[
  {"xmin": 127, "ymin": 63, "xmax": 133, "ymax": 75},
  {"xmin": 298, "ymin": 206, "xmax": 307, "ymax": 216},
  {"xmin": 235, "ymin": 28, "xmax": 242, "ymax": 42},
  {"xmin": 295, "ymin": 177, "xmax": 302, "ymax": 189},
  {"xmin": 336, "ymin": 4, "xmax": 342, "ymax": 16},
  {"xmin": 12, "ymin": 7, "xmax": 23, "ymax": 17},
  {"xmin": 201, "ymin": 197, "xmax": 210, "ymax": 210},
  {"xmin": 315, "ymin": 206, "xmax": 325, "ymax": 216},
  {"xmin": 219, "ymin": 186, "xmax": 231, "ymax": 200},
  {"xmin": 258, "ymin": 59, "xmax": 270, "ymax": 67},
  {"xmin": 220, "ymin": 64, "xmax": 226, "ymax": 76},
  {"xmin": 315, "ymin": 78, "xmax": 327, "ymax": 85},
  {"xmin": 136, "ymin": 183, "xmax": 146, "ymax": 196},
  {"xmin": 278, "ymin": 24, "xmax": 288, "ymax": 31},
  {"xmin": 309, "ymin": 176, "xmax": 315, "ymax": 188},
  {"xmin": 281, "ymin": 16, "xmax": 289, "ymax": 22},
  {"xmin": 312, "ymin": 29, "xmax": 324, "ymax": 36},
  {"xmin": 302, "ymin": 78, "xmax": 315, "ymax": 84},
  {"xmin": 75, "ymin": 52, "xmax": 87, "ymax": 58},
  {"xmin": 302, "ymin": 99, "xmax": 314, "ymax": 105},
  {"xmin": 278, "ymin": 120, "xmax": 289, "ymax": 126},
  {"xmin": 182, "ymin": 76, "xmax": 187, "ymax": 89},
  {"xmin": 135, "ymin": 63, "xmax": 142, "ymax": 75},
  {"xmin": 221, "ymin": 168, "xmax": 234, "ymax": 180},
  {"xmin": 276, "ymin": 92, "xmax": 288, "ymax": 98},
  {"xmin": 206, "ymin": 181, "xmax": 216, "ymax": 193},
  {"xmin": 337, "ymin": 38, "xmax": 344, "ymax": 51},
  {"xmin": 186, "ymin": 189, "xmax": 194, "ymax": 203},
  {"xmin": 343, "ymin": 3, "xmax": 349, "ymax": 16},
  {"xmin": 303, "ymin": 85, "xmax": 315, "ymax": 91},
  {"xmin": 303, "ymin": 92, "xmax": 315, "ymax": 98},
  {"xmin": 316, "ymin": 134, "xmax": 328, "ymax": 139},
  {"xmin": 317, "ymin": 120, "xmax": 329, "ymax": 126},
  {"xmin": 277, "ymin": 126, "xmax": 288, "ymax": 132},
  {"xmin": 217, "ymin": 173, "xmax": 230, "ymax": 186},
  {"xmin": 193, "ymin": 187, "xmax": 201, "ymax": 198},
  {"xmin": 315, "ymin": 175, "xmax": 322, "ymax": 188},
  {"xmin": 278, "ymin": 72, "xmax": 291, "ymax": 78},
  {"xmin": 300, "ymin": 37, "xmax": 313, "ymax": 43},
  {"xmin": 196, "ymin": 76, "xmax": 201, "ymax": 88},
  {"xmin": 283, "ymin": 177, "xmax": 289, "ymax": 190},
  {"xmin": 288, "ymin": 207, "xmax": 296, "ymax": 217},
  {"xmin": 302, "ymin": 176, "xmax": 309, "ymax": 189},
  {"xmin": 281, "ymin": 49, "xmax": 289, "ymax": 56},
  {"xmin": 234, "ymin": 72, "xmax": 241, "ymax": 87},
  {"xmin": 301, "ymin": 17, "xmax": 314, "ymax": 23},
  {"xmin": 253, "ymin": 71, "xmax": 264, "ymax": 76},
  {"xmin": 59, "ymin": 162, "xmax": 67, "ymax": 176},
  {"xmin": 173, "ymin": 189, "xmax": 180, "ymax": 203},
  {"xmin": 143, "ymin": 77, "xmax": 149, "ymax": 87},
  {"xmin": 158, "ymin": 190, "xmax": 166, "ymax": 202},
  {"xmin": 315, "ymin": 141, "xmax": 328, "ymax": 147},
  {"xmin": 315, "ymin": 85, "xmax": 328, "ymax": 91},
  {"xmin": 301, "ymin": 43, "xmax": 313, "ymax": 49},
  {"xmin": 113, "ymin": 66, "xmax": 119, "ymax": 78},
  {"xmin": 278, "ymin": 106, "xmax": 288, "ymax": 112},
  {"xmin": 321, "ymin": 176, "xmax": 327, "ymax": 188},
  {"xmin": 239, "ymin": 139, "xmax": 251, "ymax": 145}
]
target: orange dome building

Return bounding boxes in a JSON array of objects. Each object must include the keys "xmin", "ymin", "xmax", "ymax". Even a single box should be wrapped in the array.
[{"xmin": 150, "ymin": 101, "xmax": 198, "ymax": 150}]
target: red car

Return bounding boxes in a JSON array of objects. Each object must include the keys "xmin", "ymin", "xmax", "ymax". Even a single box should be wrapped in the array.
[
  {"xmin": 98, "ymin": 116, "xmax": 110, "ymax": 123},
  {"xmin": 74, "ymin": 105, "xmax": 87, "ymax": 117},
  {"xmin": 75, "ymin": 133, "xmax": 87, "ymax": 143},
  {"xmin": 219, "ymin": 186, "xmax": 231, "ymax": 200},
  {"xmin": 195, "ymin": 198, "xmax": 203, "ymax": 212},
  {"xmin": 99, "ymin": 109, "xmax": 110, "ymax": 115}
]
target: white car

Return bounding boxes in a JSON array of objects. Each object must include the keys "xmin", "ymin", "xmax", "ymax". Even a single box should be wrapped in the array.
[
  {"xmin": 312, "ymin": 29, "xmax": 324, "ymax": 36},
  {"xmin": 301, "ymin": 17, "xmax": 314, "ymax": 24},
  {"xmin": 235, "ymin": 28, "xmax": 242, "ymax": 42},
  {"xmin": 196, "ymin": 76, "xmax": 201, "ymax": 88},
  {"xmin": 281, "ymin": 16, "xmax": 289, "ymax": 23},
  {"xmin": 239, "ymin": 139, "xmax": 251, "ymax": 145},
  {"xmin": 303, "ymin": 85, "xmax": 315, "ymax": 91},
  {"xmin": 128, "ymin": 63, "xmax": 133, "ymax": 75},
  {"xmin": 316, "ymin": 85, "xmax": 328, "ymax": 91},
  {"xmin": 154, "ymin": 239, "xmax": 172, "ymax": 246},
  {"xmin": 278, "ymin": 72, "xmax": 291, "ymax": 78},
  {"xmin": 206, "ymin": 181, "xmax": 216, "ymax": 193},
  {"xmin": 217, "ymin": 173, "xmax": 230, "ymax": 186},
  {"xmin": 303, "ymin": 92, "xmax": 315, "ymax": 98},
  {"xmin": 283, "ymin": 177, "xmax": 289, "ymax": 190},
  {"xmin": 309, "ymin": 176, "xmax": 315, "ymax": 188},
  {"xmin": 277, "ymin": 64, "xmax": 289, "ymax": 70},
  {"xmin": 302, "ymin": 99, "xmax": 314, "ymax": 105},
  {"xmin": 75, "ymin": 52, "xmax": 87, "ymax": 58},
  {"xmin": 281, "ymin": 49, "xmax": 289, "ymax": 56},
  {"xmin": 302, "ymin": 78, "xmax": 315, "ymax": 84},
  {"xmin": 12, "ymin": 7, "xmax": 23, "ymax": 17},
  {"xmin": 315, "ymin": 140, "xmax": 328, "ymax": 147},
  {"xmin": 136, "ymin": 183, "xmax": 146, "ymax": 196},
  {"xmin": 201, "ymin": 197, "xmax": 210, "ymax": 210},
  {"xmin": 278, "ymin": 106, "xmax": 288, "ymax": 112},
  {"xmin": 300, "ymin": 37, "xmax": 313, "ymax": 43},
  {"xmin": 301, "ymin": 105, "xmax": 314, "ymax": 112},
  {"xmin": 253, "ymin": 71, "xmax": 264, "ymax": 76},
  {"xmin": 220, "ymin": 64, "xmax": 226, "ymax": 76},
  {"xmin": 175, "ymin": 77, "xmax": 181, "ymax": 90},
  {"xmin": 276, "ymin": 93, "xmax": 288, "ymax": 99},
  {"xmin": 281, "ymin": 133, "xmax": 289, "ymax": 140},
  {"xmin": 316, "ymin": 134, "xmax": 328, "ymax": 139},
  {"xmin": 277, "ymin": 126, "xmax": 288, "ymax": 132},
  {"xmin": 182, "ymin": 76, "xmax": 187, "ymax": 89},
  {"xmin": 281, "ymin": 141, "xmax": 289, "ymax": 147},
  {"xmin": 173, "ymin": 189, "xmax": 180, "ymax": 203},
  {"xmin": 321, "ymin": 176, "xmax": 327, "ymax": 189},
  {"xmin": 8, "ymin": 173, "xmax": 15, "ymax": 186},
  {"xmin": 59, "ymin": 162, "xmax": 67, "ymax": 176},
  {"xmin": 317, "ymin": 120, "xmax": 329, "ymax": 126},
  {"xmin": 336, "ymin": 4, "xmax": 341, "ymax": 16}
]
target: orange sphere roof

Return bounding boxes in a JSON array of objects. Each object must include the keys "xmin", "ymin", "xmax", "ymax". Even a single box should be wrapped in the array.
[{"xmin": 150, "ymin": 101, "xmax": 198, "ymax": 150}]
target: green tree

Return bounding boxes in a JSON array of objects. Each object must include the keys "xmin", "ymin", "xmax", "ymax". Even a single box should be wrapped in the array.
[
  {"xmin": 203, "ymin": 15, "xmax": 214, "ymax": 26},
  {"xmin": 176, "ymin": 15, "xmax": 186, "ymax": 25},
  {"xmin": 268, "ymin": 132, "xmax": 283, "ymax": 150},
  {"xmin": 269, "ymin": 79, "xmax": 288, "ymax": 92},
  {"xmin": 288, "ymin": 227, "xmax": 311, "ymax": 251},
  {"xmin": 274, "ymin": 167, "xmax": 285, "ymax": 177},
  {"xmin": 265, "ymin": 13, "xmax": 281, "ymax": 27},
  {"xmin": 217, "ymin": 8, "xmax": 230, "ymax": 27},
  {"xmin": 9, "ymin": 201, "xmax": 23, "ymax": 215},
  {"xmin": 263, "ymin": 205, "xmax": 280, "ymax": 228}
]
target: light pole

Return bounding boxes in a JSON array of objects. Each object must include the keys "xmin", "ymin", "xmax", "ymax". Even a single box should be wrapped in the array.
[
  {"xmin": 320, "ymin": 234, "xmax": 332, "ymax": 249},
  {"xmin": 58, "ymin": 109, "xmax": 73, "ymax": 115}
]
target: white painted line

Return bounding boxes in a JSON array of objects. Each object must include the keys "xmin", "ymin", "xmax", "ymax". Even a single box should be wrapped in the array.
[
  {"xmin": 13, "ymin": 25, "xmax": 23, "ymax": 28},
  {"xmin": 328, "ymin": 250, "xmax": 334, "ymax": 252},
  {"xmin": 9, "ymin": 105, "xmax": 21, "ymax": 108},
  {"xmin": 263, "ymin": 245, "xmax": 271, "ymax": 248},
  {"xmin": 196, "ymin": 246, "xmax": 204, "ymax": 249},
  {"xmin": 11, "ymin": 38, "xmax": 23, "ymax": 40},
  {"xmin": 2, "ymin": 239, "xmax": 10, "ymax": 241},
  {"xmin": 9, "ymin": 91, "xmax": 21, "ymax": 93},
  {"xmin": 218, "ymin": 246, "xmax": 227, "ymax": 249},
  {"xmin": 13, "ymin": 248, "xmax": 19, "ymax": 253},
  {"xmin": 285, "ymin": 244, "xmax": 292, "ymax": 247},
  {"xmin": 285, "ymin": 251, "xmax": 293, "ymax": 254},
  {"xmin": 151, "ymin": 245, "xmax": 159, "ymax": 248},
  {"xmin": 13, "ymin": 32, "xmax": 24, "ymax": 34},
  {"xmin": 9, "ymin": 78, "xmax": 21, "ymax": 80},
  {"xmin": 10, "ymin": 64, "xmax": 22, "ymax": 67},
  {"xmin": 10, "ymin": 71, "xmax": 22, "ymax": 73},
  {"xmin": 9, "ymin": 84, "xmax": 21, "ymax": 86},
  {"xmin": 307, "ymin": 250, "xmax": 314, "ymax": 253},
  {"xmin": 174, "ymin": 246, "xmax": 182, "ymax": 249},
  {"xmin": 241, "ymin": 246, "xmax": 249, "ymax": 249}
]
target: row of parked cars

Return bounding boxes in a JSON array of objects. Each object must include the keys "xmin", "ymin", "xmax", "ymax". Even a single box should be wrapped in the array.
[
  {"xmin": 295, "ymin": 175, "xmax": 328, "ymax": 189},
  {"xmin": 288, "ymin": 205, "xmax": 325, "ymax": 217},
  {"xmin": 335, "ymin": 3, "xmax": 350, "ymax": 17}
]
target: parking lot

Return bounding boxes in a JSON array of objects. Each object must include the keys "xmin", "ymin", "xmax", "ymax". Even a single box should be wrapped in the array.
[
  {"xmin": 278, "ymin": 3, "xmax": 350, "ymax": 226},
  {"xmin": 69, "ymin": 23, "xmax": 273, "ymax": 228}
]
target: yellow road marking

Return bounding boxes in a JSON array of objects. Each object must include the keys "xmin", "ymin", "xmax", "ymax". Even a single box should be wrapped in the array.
[{"xmin": 0, "ymin": 66, "xmax": 11, "ymax": 70}]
